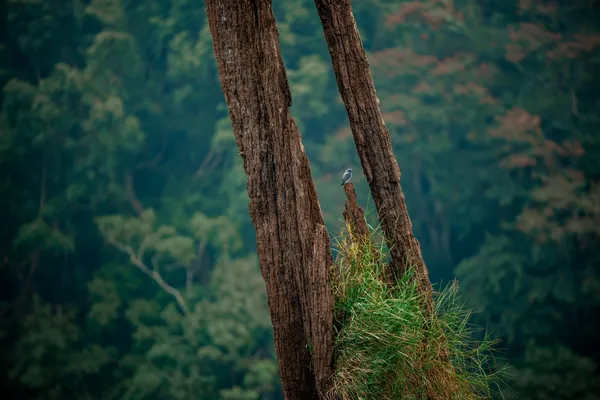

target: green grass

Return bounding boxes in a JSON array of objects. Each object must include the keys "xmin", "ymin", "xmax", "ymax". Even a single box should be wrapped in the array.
[{"xmin": 330, "ymin": 224, "xmax": 509, "ymax": 400}]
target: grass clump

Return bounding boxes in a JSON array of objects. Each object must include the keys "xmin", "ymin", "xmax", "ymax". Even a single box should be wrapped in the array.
[{"xmin": 331, "ymin": 225, "xmax": 508, "ymax": 400}]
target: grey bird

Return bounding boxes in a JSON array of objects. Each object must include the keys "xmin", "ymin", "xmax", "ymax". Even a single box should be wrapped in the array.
[{"xmin": 340, "ymin": 168, "xmax": 352, "ymax": 186}]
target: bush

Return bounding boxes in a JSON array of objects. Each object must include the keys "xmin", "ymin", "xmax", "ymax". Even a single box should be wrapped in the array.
[{"xmin": 331, "ymin": 224, "xmax": 508, "ymax": 399}]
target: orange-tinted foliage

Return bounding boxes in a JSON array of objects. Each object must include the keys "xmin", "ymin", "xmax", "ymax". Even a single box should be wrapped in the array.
[
  {"xmin": 385, "ymin": 0, "xmax": 456, "ymax": 30},
  {"xmin": 546, "ymin": 35, "xmax": 600, "ymax": 59},
  {"xmin": 334, "ymin": 126, "xmax": 353, "ymax": 140},
  {"xmin": 453, "ymin": 82, "xmax": 495, "ymax": 104},
  {"xmin": 385, "ymin": 1, "xmax": 423, "ymax": 28},
  {"xmin": 373, "ymin": 0, "xmax": 598, "ymax": 248},
  {"xmin": 503, "ymin": 154, "xmax": 537, "ymax": 168},
  {"xmin": 413, "ymin": 80, "xmax": 435, "ymax": 95},
  {"xmin": 518, "ymin": 0, "xmax": 559, "ymax": 16},
  {"xmin": 505, "ymin": 21, "xmax": 600, "ymax": 62},
  {"xmin": 491, "ymin": 108, "xmax": 595, "ymax": 242},
  {"xmin": 505, "ymin": 23, "xmax": 561, "ymax": 62},
  {"xmin": 431, "ymin": 54, "xmax": 475, "ymax": 76},
  {"xmin": 370, "ymin": 48, "xmax": 437, "ymax": 77},
  {"xmin": 489, "ymin": 107, "xmax": 542, "ymax": 143},
  {"xmin": 382, "ymin": 110, "xmax": 408, "ymax": 126}
]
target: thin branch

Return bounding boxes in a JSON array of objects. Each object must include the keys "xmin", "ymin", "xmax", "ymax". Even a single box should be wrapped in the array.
[
  {"xmin": 185, "ymin": 268, "xmax": 194, "ymax": 297},
  {"xmin": 195, "ymin": 148, "xmax": 223, "ymax": 179},
  {"xmin": 106, "ymin": 235, "xmax": 190, "ymax": 315},
  {"xmin": 186, "ymin": 239, "xmax": 208, "ymax": 294},
  {"xmin": 195, "ymin": 150, "xmax": 215, "ymax": 178},
  {"xmin": 31, "ymin": 60, "xmax": 41, "ymax": 85},
  {"xmin": 13, "ymin": 160, "xmax": 48, "ymax": 320},
  {"xmin": 135, "ymin": 136, "xmax": 168, "ymax": 171},
  {"xmin": 571, "ymin": 89, "xmax": 579, "ymax": 117},
  {"xmin": 194, "ymin": 240, "xmax": 208, "ymax": 272},
  {"xmin": 125, "ymin": 172, "xmax": 144, "ymax": 216},
  {"xmin": 39, "ymin": 162, "xmax": 47, "ymax": 215},
  {"xmin": 137, "ymin": 235, "xmax": 150, "ymax": 260}
]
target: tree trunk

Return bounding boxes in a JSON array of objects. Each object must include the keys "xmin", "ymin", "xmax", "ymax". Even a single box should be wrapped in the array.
[
  {"xmin": 342, "ymin": 183, "xmax": 369, "ymax": 241},
  {"xmin": 312, "ymin": 4, "xmax": 464, "ymax": 399},
  {"xmin": 313, "ymin": 0, "xmax": 435, "ymax": 311},
  {"xmin": 204, "ymin": 1, "xmax": 335, "ymax": 399}
]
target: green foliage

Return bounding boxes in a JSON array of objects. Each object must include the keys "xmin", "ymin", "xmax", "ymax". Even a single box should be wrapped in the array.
[
  {"xmin": 96, "ymin": 209, "xmax": 196, "ymax": 267},
  {"xmin": 1, "ymin": 0, "xmax": 599, "ymax": 398},
  {"xmin": 14, "ymin": 218, "xmax": 75, "ymax": 255},
  {"xmin": 0, "ymin": 0, "xmax": 278, "ymax": 397},
  {"xmin": 510, "ymin": 343, "xmax": 600, "ymax": 400},
  {"xmin": 88, "ymin": 277, "xmax": 122, "ymax": 327},
  {"xmin": 314, "ymin": 1, "xmax": 600, "ymax": 398},
  {"xmin": 332, "ymin": 226, "xmax": 507, "ymax": 399},
  {"xmin": 9, "ymin": 295, "xmax": 114, "ymax": 399},
  {"xmin": 108, "ymin": 256, "xmax": 276, "ymax": 400}
]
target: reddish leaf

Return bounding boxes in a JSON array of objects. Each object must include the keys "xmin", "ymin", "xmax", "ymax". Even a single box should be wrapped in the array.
[
  {"xmin": 547, "ymin": 34, "xmax": 600, "ymax": 59},
  {"xmin": 385, "ymin": 2, "xmax": 423, "ymax": 28},
  {"xmin": 502, "ymin": 154, "xmax": 537, "ymax": 168},
  {"xmin": 431, "ymin": 54, "xmax": 475, "ymax": 76},
  {"xmin": 383, "ymin": 110, "xmax": 408, "ymax": 126},
  {"xmin": 505, "ymin": 44, "xmax": 526, "ymax": 63},
  {"xmin": 370, "ymin": 48, "xmax": 437, "ymax": 77},
  {"xmin": 414, "ymin": 81, "xmax": 435, "ymax": 94}
]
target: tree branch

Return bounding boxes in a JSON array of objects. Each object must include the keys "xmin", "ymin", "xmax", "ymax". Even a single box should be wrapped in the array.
[
  {"xmin": 195, "ymin": 148, "xmax": 223, "ymax": 179},
  {"xmin": 125, "ymin": 172, "xmax": 144, "ymax": 216},
  {"xmin": 39, "ymin": 163, "xmax": 47, "ymax": 215},
  {"xmin": 135, "ymin": 136, "xmax": 168, "ymax": 171},
  {"xmin": 106, "ymin": 235, "xmax": 190, "ymax": 315},
  {"xmin": 186, "ymin": 239, "xmax": 207, "ymax": 295}
]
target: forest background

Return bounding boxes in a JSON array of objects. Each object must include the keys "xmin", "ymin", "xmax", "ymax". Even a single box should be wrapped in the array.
[{"xmin": 1, "ymin": 0, "xmax": 599, "ymax": 399}]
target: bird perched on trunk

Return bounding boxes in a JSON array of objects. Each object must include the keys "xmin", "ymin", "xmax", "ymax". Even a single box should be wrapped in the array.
[{"xmin": 340, "ymin": 168, "xmax": 352, "ymax": 186}]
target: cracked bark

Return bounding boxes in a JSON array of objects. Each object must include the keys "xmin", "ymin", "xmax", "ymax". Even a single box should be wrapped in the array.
[
  {"xmin": 313, "ymin": 3, "xmax": 463, "ymax": 398},
  {"xmin": 313, "ymin": 0, "xmax": 435, "ymax": 312},
  {"xmin": 342, "ymin": 183, "xmax": 369, "ymax": 241},
  {"xmin": 205, "ymin": 1, "xmax": 335, "ymax": 398}
]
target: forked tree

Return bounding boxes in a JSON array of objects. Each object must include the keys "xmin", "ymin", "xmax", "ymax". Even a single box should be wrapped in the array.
[{"xmin": 205, "ymin": 0, "xmax": 444, "ymax": 399}]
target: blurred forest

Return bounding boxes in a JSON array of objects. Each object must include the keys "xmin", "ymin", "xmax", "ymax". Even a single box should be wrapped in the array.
[{"xmin": 1, "ymin": 0, "xmax": 599, "ymax": 399}]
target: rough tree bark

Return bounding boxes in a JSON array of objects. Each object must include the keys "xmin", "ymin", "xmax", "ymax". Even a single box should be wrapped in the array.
[
  {"xmin": 313, "ymin": 0, "xmax": 435, "ymax": 310},
  {"xmin": 342, "ymin": 183, "xmax": 369, "ymax": 241},
  {"xmin": 313, "ymin": 4, "xmax": 464, "ymax": 396},
  {"xmin": 341, "ymin": 183, "xmax": 382, "ymax": 280},
  {"xmin": 313, "ymin": 4, "xmax": 463, "ymax": 398},
  {"xmin": 205, "ymin": 1, "xmax": 335, "ymax": 398}
]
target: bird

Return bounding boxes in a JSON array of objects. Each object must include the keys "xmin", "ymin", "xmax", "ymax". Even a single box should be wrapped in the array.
[{"xmin": 340, "ymin": 168, "xmax": 352, "ymax": 186}]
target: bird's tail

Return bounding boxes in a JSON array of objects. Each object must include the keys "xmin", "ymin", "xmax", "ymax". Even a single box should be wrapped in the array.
[{"xmin": 340, "ymin": 182, "xmax": 344, "ymax": 186}]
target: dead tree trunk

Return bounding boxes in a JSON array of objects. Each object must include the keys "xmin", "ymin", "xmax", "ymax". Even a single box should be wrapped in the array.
[
  {"xmin": 341, "ymin": 183, "xmax": 382, "ymax": 279},
  {"xmin": 205, "ymin": 1, "xmax": 335, "ymax": 398},
  {"xmin": 313, "ymin": 4, "xmax": 464, "ymax": 398},
  {"xmin": 313, "ymin": 0, "xmax": 435, "ymax": 311},
  {"xmin": 342, "ymin": 183, "xmax": 369, "ymax": 241}
]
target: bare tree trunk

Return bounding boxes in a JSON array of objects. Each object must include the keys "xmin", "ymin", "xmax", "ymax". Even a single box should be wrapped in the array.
[
  {"xmin": 342, "ymin": 183, "xmax": 369, "ymax": 241},
  {"xmin": 204, "ymin": 1, "xmax": 335, "ymax": 398},
  {"xmin": 312, "ymin": 4, "xmax": 466, "ymax": 398},
  {"xmin": 313, "ymin": 0, "xmax": 435, "ymax": 311}
]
